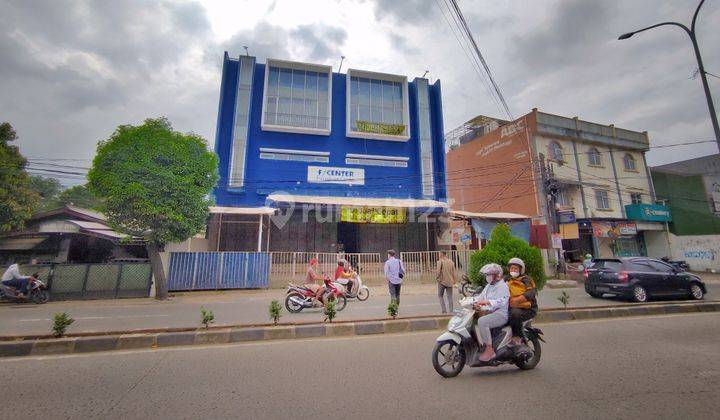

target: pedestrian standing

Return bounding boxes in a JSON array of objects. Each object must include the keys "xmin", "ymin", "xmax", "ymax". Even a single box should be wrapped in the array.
[
  {"xmin": 436, "ymin": 251, "xmax": 457, "ymax": 313},
  {"xmin": 384, "ymin": 249, "xmax": 405, "ymax": 305}
]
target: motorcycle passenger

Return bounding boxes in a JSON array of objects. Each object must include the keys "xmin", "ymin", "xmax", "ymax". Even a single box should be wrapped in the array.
[
  {"xmin": 473, "ymin": 263, "xmax": 510, "ymax": 362},
  {"xmin": 1, "ymin": 263, "xmax": 31, "ymax": 298},
  {"xmin": 305, "ymin": 258, "xmax": 324, "ymax": 307},
  {"xmin": 506, "ymin": 257, "xmax": 537, "ymax": 349},
  {"xmin": 337, "ymin": 262, "xmax": 357, "ymax": 295},
  {"xmin": 334, "ymin": 260, "xmax": 345, "ymax": 281}
]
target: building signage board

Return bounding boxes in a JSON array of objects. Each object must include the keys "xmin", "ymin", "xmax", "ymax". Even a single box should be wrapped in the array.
[
  {"xmin": 341, "ymin": 206, "xmax": 407, "ymax": 224},
  {"xmin": 624, "ymin": 204, "xmax": 671, "ymax": 222},
  {"xmin": 592, "ymin": 221, "xmax": 637, "ymax": 237},
  {"xmin": 557, "ymin": 210, "xmax": 576, "ymax": 224},
  {"xmin": 551, "ymin": 233, "xmax": 563, "ymax": 249},
  {"xmin": 308, "ymin": 166, "xmax": 365, "ymax": 185}
]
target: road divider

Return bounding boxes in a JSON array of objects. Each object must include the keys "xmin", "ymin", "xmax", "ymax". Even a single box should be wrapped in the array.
[{"xmin": 1, "ymin": 301, "xmax": 718, "ymax": 358}]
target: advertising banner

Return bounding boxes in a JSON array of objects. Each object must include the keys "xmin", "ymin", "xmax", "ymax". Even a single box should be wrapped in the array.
[
  {"xmin": 559, "ymin": 223, "xmax": 580, "ymax": 239},
  {"xmin": 592, "ymin": 221, "xmax": 637, "ymax": 238},
  {"xmin": 340, "ymin": 206, "xmax": 407, "ymax": 224},
  {"xmin": 624, "ymin": 203, "xmax": 671, "ymax": 222}
]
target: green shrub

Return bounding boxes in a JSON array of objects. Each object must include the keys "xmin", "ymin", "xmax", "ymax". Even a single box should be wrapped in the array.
[
  {"xmin": 201, "ymin": 307, "xmax": 215, "ymax": 328},
  {"xmin": 52, "ymin": 312, "xmax": 74, "ymax": 337},
  {"xmin": 324, "ymin": 300, "xmax": 337, "ymax": 323},
  {"xmin": 558, "ymin": 290, "xmax": 570, "ymax": 309},
  {"xmin": 269, "ymin": 300, "xmax": 282, "ymax": 325},
  {"xmin": 387, "ymin": 299, "xmax": 399, "ymax": 319},
  {"xmin": 468, "ymin": 224, "xmax": 546, "ymax": 289}
]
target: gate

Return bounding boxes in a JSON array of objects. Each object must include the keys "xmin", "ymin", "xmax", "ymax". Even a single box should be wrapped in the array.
[{"xmin": 168, "ymin": 252, "xmax": 270, "ymax": 291}]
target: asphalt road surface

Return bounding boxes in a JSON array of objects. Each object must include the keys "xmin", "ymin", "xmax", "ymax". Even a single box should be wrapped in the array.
[
  {"xmin": 1, "ymin": 312, "xmax": 718, "ymax": 419},
  {"xmin": 1, "ymin": 283, "xmax": 717, "ymax": 336}
]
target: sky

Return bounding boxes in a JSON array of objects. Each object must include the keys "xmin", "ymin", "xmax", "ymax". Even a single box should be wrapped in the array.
[{"xmin": 1, "ymin": 0, "xmax": 718, "ymax": 186}]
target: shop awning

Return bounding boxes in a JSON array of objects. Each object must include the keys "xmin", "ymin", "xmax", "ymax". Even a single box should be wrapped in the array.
[
  {"xmin": 266, "ymin": 194, "xmax": 448, "ymax": 209},
  {"xmin": 0, "ymin": 237, "xmax": 47, "ymax": 251},
  {"xmin": 449, "ymin": 210, "xmax": 529, "ymax": 220},
  {"xmin": 209, "ymin": 206, "xmax": 277, "ymax": 215}
]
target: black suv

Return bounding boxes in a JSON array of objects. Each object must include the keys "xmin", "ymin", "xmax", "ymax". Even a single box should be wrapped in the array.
[{"xmin": 584, "ymin": 257, "xmax": 706, "ymax": 303}]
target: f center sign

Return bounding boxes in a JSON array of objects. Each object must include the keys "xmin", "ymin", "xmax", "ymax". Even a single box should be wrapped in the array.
[{"xmin": 308, "ymin": 166, "xmax": 364, "ymax": 185}]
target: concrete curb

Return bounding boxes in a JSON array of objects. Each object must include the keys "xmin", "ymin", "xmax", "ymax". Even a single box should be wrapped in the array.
[{"xmin": 1, "ymin": 301, "xmax": 718, "ymax": 358}]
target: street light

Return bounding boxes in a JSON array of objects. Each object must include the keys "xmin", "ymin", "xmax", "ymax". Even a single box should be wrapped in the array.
[{"xmin": 619, "ymin": 0, "xmax": 720, "ymax": 152}]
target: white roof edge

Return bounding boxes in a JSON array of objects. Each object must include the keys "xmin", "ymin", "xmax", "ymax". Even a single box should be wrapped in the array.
[
  {"xmin": 449, "ymin": 210, "xmax": 530, "ymax": 220},
  {"xmin": 209, "ymin": 206, "xmax": 277, "ymax": 215},
  {"xmin": 266, "ymin": 194, "xmax": 447, "ymax": 208},
  {"xmin": 266, "ymin": 58, "xmax": 332, "ymax": 72},
  {"xmin": 346, "ymin": 68, "xmax": 408, "ymax": 83},
  {"xmin": 346, "ymin": 153, "xmax": 410, "ymax": 161},
  {"xmin": 259, "ymin": 147, "xmax": 330, "ymax": 156}
]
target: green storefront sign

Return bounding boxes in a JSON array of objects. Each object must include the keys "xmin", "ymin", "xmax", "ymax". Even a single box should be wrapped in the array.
[{"xmin": 625, "ymin": 204, "xmax": 672, "ymax": 222}]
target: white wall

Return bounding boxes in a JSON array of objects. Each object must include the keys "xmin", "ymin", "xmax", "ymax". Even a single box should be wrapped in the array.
[{"xmin": 649, "ymin": 233, "xmax": 720, "ymax": 272}]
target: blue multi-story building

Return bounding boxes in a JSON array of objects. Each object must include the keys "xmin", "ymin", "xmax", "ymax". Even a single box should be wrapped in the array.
[{"xmin": 210, "ymin": 53, "xmax": 448, "ymax": 253}]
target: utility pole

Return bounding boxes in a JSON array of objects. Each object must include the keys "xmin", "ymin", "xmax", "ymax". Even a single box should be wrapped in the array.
[{"xmin": 539, "ymin": 154, "xmax": 563, "ymax": 274}]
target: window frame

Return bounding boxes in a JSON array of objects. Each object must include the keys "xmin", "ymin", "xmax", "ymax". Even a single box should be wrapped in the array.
[
  {"xmin": 259, "ymin": 147, "xmax": 330, "ymax": 163},
  {"xmin": 623, "ymin": 153, "xmax": 637, "ymax": 171},
  {"xmin": 587, "ymin": 147, "xmax": 602, "ymax": 166},
  {"xmin": 556, "ymin": 188, "xmax": 573, "ymax": 207},
  {"xmin": 345, "ymin": 153, "xmax": 409, "ymax": 168},
  {"xmin": 346, "ymin": 68, "xmax": 411, "ymax": 142},
  {"xmin": 548, "ymin": 141, "xmax": 564, "ymax": 162},
  {"xmin": 594, "ymin": 189, "xmax": 611, "ymax": 210},
  {"xmin": 630, "ymin": 192, "xmax": 643, "ymax": 205},
  {"xmin": 261, "ymin": 59, "xmax": 333, "ymax": 136}
]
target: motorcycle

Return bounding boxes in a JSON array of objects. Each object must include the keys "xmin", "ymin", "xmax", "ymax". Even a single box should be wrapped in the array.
[
  {"xmin": 285, "ymin": 277, "xmax": 348, "ymax": 313},
  {"xmin": 0, "ymin": 273, "xmax": 50, "ymax": 304},
  {"xmin": 339, "ymin": 275, "xmax": 370, "ymax": 301},
  {"xmin": 459, "ymin": 274, "xmax": 479, "ymax": 297},
  {"xmin": 432, "ymin": 295, "xmax": 544, "ymax": 378}
]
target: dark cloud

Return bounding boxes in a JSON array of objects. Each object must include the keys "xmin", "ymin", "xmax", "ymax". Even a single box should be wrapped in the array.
[{"xmin": 372, "ymin": 0, "xmax": 435, "ymax": 25}]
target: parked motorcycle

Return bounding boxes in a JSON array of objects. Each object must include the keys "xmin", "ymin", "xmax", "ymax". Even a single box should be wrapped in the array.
[
  {"xmin": 432, "ymin": 295, "xmax": 544, "ymax": 378},
  {"xmin": 459, "ymin": 274, "xmax": 479, "ymax": 297},
  {"xmin": 285, "ymin": 277, "xmax": 347, "ymax": 313},
  {"xmin": 661, "ymin": 257, "xmax": 690, "ymax": 272},
  {"xmin": 0, "ymin": 273, "xmax": 50, "ymax": 304}
]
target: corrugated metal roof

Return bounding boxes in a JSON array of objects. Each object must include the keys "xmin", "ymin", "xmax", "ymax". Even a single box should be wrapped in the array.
[
  {"xmin": 209, "ymin": 206, "xmax": 277, "ymax": 215},
  {"xmin": 449, "ymin": 210, "xmax": 529, "ymax": 220}
]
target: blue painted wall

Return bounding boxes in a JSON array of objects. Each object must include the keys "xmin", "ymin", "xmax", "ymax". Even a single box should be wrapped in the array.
[{"xmin": 213, "ymin": 54, "xmax": 448, "ymax": 207}]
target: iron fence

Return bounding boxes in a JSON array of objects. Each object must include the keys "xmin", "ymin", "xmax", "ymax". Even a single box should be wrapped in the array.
[{"xmin": 167, "ymin": 252, "xmax": 270, "ymax": 291}]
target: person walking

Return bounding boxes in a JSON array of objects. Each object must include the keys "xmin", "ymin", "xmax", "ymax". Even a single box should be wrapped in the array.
[
  {"xmin": 384, "ymin": 249, "xmax": 405, "ymax": 305},
  {"xmin": 436, "ymin": 251, "xmax": 457, "ymax": 313}
]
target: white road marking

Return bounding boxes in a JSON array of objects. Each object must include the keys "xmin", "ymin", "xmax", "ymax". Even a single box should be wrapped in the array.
[{"xmin": 18, "ymin": 314, "xmax": 171, "ymax": 322}]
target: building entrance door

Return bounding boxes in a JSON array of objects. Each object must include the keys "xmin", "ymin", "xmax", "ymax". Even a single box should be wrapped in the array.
[{"xmin": 337, "ymin": 222, "xmax": 360, "ymax": 254}]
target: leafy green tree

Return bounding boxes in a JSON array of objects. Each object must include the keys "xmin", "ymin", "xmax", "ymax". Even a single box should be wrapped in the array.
[
  {"xmin": 28, "ymin": 175, "xmax": 63, "ymax": 211},
  {"xmin": 468, "ymin": 224, "xmax": 547, "ymax": 289},
  {"xmin": 0, "ymin": 122, "xmax": 38, "ymax": 232},
  {"xmin": 87, "ymin": 118, "xmax": 218, "ymax": 299},
  {"xmin": 55, "ymin": 185, "xmax": 103, "ymax": 210}
]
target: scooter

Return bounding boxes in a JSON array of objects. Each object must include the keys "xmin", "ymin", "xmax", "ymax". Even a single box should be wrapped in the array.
[
  {"xmin": 431, "ymin": 296, "xmax": 544, "ymax": 378},
  {"xmin": 339, "ymin": 276, "xmax": 370, "ymax": 301},
  {"xmin": 285, "ymin": 277, "xmax": 348, "ymax": 313},
  {"xmin": 0, "ymin": 273, "xmax": 50, "ymax": 304}
]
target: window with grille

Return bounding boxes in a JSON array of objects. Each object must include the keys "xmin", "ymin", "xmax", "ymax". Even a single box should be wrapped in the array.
[
  {"xmin": 259, "ymin": 148, "xmax": 329, "ymax": 163},
  {"xmin": 548, "ymin": 141, "xmax": 564, "ymax": 162},
  {"xmin": 595, "ymin": 189, "xmax": 611, "ymax": 210},
  {"xmin": 630, "ymin": 192, "xmax": 643, "ymax": 204},
  {"xmin": 587, "ymin": 148, "xmax": 602, "ymax": 166},
  {"xmin": 556, "ymin": 188, "xmax": 573, "ymax": 207},
  {"xmin": 623, "ymin": 153, "xmax": 637, "ymax": 171},
  {"xmin": 262, "ymin": 60, "xmax": 331, "ymax": 133}
]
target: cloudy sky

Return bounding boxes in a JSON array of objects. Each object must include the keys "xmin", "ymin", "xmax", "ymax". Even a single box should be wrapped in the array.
[{"xmin": 1, "ymin": 0, "xmax": 718, "ymax": 185}]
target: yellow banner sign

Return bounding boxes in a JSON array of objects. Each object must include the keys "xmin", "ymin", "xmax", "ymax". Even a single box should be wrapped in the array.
[{"xmin": 341, "ymin": 206, "xmax": 408, "ymax": 224}]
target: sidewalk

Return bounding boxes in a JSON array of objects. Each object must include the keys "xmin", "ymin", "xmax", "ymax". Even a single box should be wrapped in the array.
[{"xmin": 1, "ymin": 280, "xmax": 716, "ymax": 337}]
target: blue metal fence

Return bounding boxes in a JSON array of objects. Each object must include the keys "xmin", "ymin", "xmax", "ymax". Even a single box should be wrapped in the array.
[{"xmin": 168, "ymin": 252, "xmax": 270, "ymax": 291}]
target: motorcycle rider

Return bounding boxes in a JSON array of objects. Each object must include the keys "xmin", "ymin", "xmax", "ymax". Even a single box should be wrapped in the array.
[
  {"xmin": 506, "ymin": 258, "xmax": 537, "ymax": 350},
  {"xmin": 473, "ymin": 263, "xmax": 510, "ymax": 362},
  {"xmin": 305, "ymin": 258, "xmax": 324, "ymax": 307},
  {"xmin": 1, "ymin": 262, "xmax": 32, "ymax": 298},
  {"xmin": 336, "ymin": 261, "xmax": 357, "ymax": 295}
]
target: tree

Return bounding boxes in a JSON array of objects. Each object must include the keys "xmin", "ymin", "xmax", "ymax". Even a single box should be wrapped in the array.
[
  {"xmin": 87, "ymin": 118, "xmax": 218, "ymax": 300},
  {"xmin": 28, "ymin": 175, "xmax": 62, "ymax": 211},
  {"xmin": 55, "ymin": 185, "xmax": 103, "ymax": 210},
  {"xmin": 468, "ymin": 224, "xmax": 547, "ymax": 290},
  {"xmin": 0, "ymin": 122, "xmax": 38, "ymax": 232}
]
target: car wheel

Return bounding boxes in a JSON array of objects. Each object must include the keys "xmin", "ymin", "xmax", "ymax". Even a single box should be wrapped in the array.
[
  {"xmin": 689, "ymin": 283, "xmax": 704, "ymax": 300},
  {"xmin": 632, "ymin": 285, "xmax": 649, "ymax": 303}
]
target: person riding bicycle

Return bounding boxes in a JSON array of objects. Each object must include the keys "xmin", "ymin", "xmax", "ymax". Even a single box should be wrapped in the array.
[
  {"xmin": 473, "ymin": 263, "xmax": 510, "ymax": 362},
  {"xmin": 1, "ymin": 262, "xmax": 32, "ymax": 298},
  {"xmin": 505, "ymin": 257, "xmax": 537, "ymax": 350}
]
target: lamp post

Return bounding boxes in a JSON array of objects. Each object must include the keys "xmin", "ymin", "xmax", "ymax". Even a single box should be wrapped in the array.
[{"xmin": 619, "ymin": 0, "xmax": 720, "ymax": 151}]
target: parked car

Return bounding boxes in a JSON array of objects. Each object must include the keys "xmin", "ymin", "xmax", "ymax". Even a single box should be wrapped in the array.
[{"xmin": 584, "ymin": 257, "xmax": 706, "ymax": 303}]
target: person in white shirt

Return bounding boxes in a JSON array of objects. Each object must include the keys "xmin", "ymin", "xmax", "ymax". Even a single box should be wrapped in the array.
[
  {"xmin": 1, "ymin": 263, "xmax": 31, "ymax": 297},
  {"xmin": 473, "ymin": 263, "xmax": 510, "ymax": 362}
]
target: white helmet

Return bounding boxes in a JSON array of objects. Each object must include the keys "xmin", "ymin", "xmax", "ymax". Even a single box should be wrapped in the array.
[
  {"xmin": 480, "ymin": 263, "xmax": 503, "ymax": 283},
  {"xmin": 508, "ymin": 257, "xmax": 525, "ymax": 275}
]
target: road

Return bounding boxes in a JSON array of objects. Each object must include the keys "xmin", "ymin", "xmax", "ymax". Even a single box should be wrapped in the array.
[
  {"xmin": 1, "ymin": 283, "xmax": 717, "ymax": 336},
  {"xmin": 1, "ymin": 312, "xmax": 718, "ymax": 419}
]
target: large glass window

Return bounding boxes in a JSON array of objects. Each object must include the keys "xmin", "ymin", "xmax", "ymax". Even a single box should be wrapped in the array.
[
  {"xmin": 348, "ymin": 76, "xmax": 406, "ymax": 137},
  {"xmin": 548, "ymin": 141, "xmax": 564, "ymax": 162},
  {"xmin": 263, "ymin": 62, "xmax": 330, "ymax": 132},
  {"xmin": 623, "ymin": 153, "xmax": 637, "ymax": 171}
]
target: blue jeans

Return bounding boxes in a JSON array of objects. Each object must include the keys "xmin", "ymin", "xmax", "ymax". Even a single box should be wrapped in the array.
[
  {"xmin": 2, "ymin": 278, "xmax": 29, "ymax": 295},
  {"xmin": 388, "ymin": 282, "xmax": 402, "ymax": 305}
]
